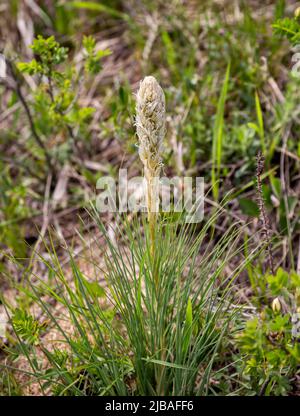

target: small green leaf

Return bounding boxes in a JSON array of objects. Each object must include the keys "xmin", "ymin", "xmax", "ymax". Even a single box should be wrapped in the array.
[
  {"xmin": 247, "ymin": 122, "xmax": 260, "ymax": 135},
  {"xmin": 270, "ymin": 176, "xmax": 281, "ymax": 198},
  {"xmin": 239, "ymin": 198, "xmax": 260, "ymax": 217},
  {"xmin": 69, "ymin": 1, "xmax": 129, "ymax": 20},
  {"xmin": 182, "ymin": 298, "xmax": 193, "ymax": 355},
  {"xmin": 186, "ymin": 298, "xmax": 193, "ymax": 328},
  {"xmin": 83, "ymin": 279, "xmax": 106, "ymax": 298},
  {"xmin": 255, "ymin": 91, "xmax": 265, "ymax": 154}
]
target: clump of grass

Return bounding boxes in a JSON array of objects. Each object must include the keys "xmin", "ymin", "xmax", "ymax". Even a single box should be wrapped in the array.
[{"xmin": 3, "ymin": 208, "xmax": 259, "ymax": 395}]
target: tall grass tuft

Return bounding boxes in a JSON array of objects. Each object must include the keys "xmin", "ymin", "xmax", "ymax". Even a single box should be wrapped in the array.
[
  {"xmin": 1, "ymin": 77, "xmax": 261, "ymax": 396},
  {"xmin": 2, "ymin": 207, "xmax": 260, "ymax": 395},
  {"xmin": 136, "ymin": 76, "xmax": 165, "ymax": 266}
]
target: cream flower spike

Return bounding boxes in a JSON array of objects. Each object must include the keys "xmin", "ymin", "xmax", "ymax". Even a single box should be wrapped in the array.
[
  {"xmin": 135, "ymin": 76, "xmax": 165, "ymax": 265},
  {"xmin": 136, "ymin": 76, "xmax": 165, "ymax": 179}
]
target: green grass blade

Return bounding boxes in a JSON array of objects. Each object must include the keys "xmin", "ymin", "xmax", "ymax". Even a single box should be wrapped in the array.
[{"xmin": 212, "ymin": 62, "xmax": 230, "ymax": 201}]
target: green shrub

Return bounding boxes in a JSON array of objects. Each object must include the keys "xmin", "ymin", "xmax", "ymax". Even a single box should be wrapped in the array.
[{"xmin": 236, "ymin": 268, "xmax": 300, "ymax": 395}]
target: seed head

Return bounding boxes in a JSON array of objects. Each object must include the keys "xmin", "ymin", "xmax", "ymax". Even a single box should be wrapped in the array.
[{"xmin": 136, "ymin": 76, "xmax": 165, "ymax": 178}]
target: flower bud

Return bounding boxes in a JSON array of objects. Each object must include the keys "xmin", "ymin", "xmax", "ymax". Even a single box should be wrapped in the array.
[{"xmin": 272, "ymin": 297, "xmax": 281, "ymax": 313}]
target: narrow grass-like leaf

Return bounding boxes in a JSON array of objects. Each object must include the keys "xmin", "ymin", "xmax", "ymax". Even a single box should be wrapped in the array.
[{"xmin": 212, "ymin": 63, "xmax": 230, "ymax": 201}]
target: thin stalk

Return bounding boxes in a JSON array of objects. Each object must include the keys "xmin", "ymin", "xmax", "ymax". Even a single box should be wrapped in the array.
[
  {"xmin": 256, "ymin": 151, "xmax": 275, "ymax": 275},
  {"xmin": 136, "ymin": 75, "xmax": 165, "ymax": 287},
  {"xmin": 136, "ymin": 76, "xmax": 166, "ymax": 393}
]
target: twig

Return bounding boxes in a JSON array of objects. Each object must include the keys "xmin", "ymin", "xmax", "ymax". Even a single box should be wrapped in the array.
[{"xmin": 6, "ymin": 60, "xmax": 55, "ymax": 174}]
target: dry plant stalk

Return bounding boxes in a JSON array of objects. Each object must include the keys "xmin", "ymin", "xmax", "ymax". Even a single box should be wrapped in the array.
[
  {"xmin": 136, "ymin": 76, "xmax": 166, "ymax": 260},
  {"xmin": 256, "ymin": 151, "xmax": 275, "ymax": 276}
]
